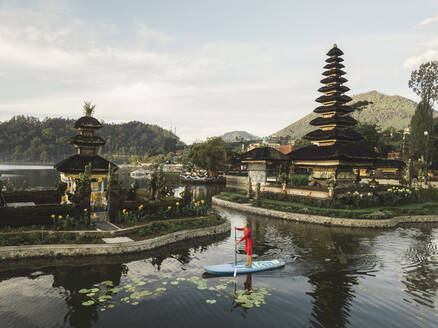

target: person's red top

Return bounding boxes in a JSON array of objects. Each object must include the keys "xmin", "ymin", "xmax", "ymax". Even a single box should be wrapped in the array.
[{"xmin": 237, "ymin": 227, "xmax": 253, "ymax": 255}]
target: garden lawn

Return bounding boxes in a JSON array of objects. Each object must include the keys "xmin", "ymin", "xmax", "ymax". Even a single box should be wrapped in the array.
[
  {"xmin": 253, "ymin": 199, "xmax": 438, "ymax": 219},
  {"xmin": 127, "ymin": 216, "xmax": 227, "ymax": 241}
]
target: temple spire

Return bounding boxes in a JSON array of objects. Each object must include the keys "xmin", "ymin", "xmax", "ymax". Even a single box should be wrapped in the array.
[{"xmin": 303, "ymin": 44, "xmax": 360, "ymax": 147}]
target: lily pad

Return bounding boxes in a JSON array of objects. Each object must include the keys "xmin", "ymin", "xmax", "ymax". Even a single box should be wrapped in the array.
[
  {"xmin": 90, "ymin": 288, "xmax": 99, "ymax": 293},
  {"xmin": 86, "ymin": 293, "xmax": 95, "ymax": 297},
  {"xmin": 99, "ymin": 295, "xmax": 112, "ymax": 301},
  {"xmin": 101, "ymin": 281, "xmax": 114, "ymax": 286},
  {"xmin": 79, "ymin": 289, "xmax": 90, "ymax": 294},
  {"xmin": 155, "ymin": 287, "xmax": 166, "ymax": 292},
  {"xmin": 241, "ymin": 302, "xmax": 254, "ymax": 308},
  {"xmin": 132, "ymin": 301, "xmax": 139, "ymax": 305},
  {"xmin": 170, "ymin": 281, "xmax": 179, "ymax": 285},
  {"xmin": 206, "ymin": 299, "xmax": 216, "ymax": 304},
  {"xmin": 81, "ymin": 300, "xmax": 95, "ymax": 306},
  {"xmin": 109, "ymin": 288, "xmax": 121, "ymax": 293}
]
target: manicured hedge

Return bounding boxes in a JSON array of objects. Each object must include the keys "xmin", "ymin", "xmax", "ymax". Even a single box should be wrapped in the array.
[
  {"xmin": 3, "ymin": 190, "xmax": 61, "ymax": 204},
  {"xmin": 0, "ymin": 204, "xmax": 73, "ymax": 227}
]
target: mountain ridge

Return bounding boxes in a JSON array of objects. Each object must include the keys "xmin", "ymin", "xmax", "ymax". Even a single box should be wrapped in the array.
[{"xmin": 273, "ymin": 91, "xmax": 424, "ymax": 139}]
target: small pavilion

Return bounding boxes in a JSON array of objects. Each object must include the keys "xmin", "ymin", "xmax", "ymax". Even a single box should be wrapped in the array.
[
  {"xmin": 289, "ymin": 45, "xmax": 377, "ymax": 186},
  {"xmin": 55, "ymin": 105, "xmax": 117, "ymax": 216},
  {"xmin": 241, "ymin": 147, "xmax": 289, "ymax": 186}
]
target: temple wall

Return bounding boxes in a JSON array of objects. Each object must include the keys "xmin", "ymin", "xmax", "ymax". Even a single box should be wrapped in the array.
[{"xmin": 247, "ymin": 163, "xmax": 267, "ymax": 186}]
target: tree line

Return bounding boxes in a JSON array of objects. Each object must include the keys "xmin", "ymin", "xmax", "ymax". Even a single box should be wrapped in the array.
[{"xmin": 0, "ymin": 116, "xmax": 183, "ymax": 163}]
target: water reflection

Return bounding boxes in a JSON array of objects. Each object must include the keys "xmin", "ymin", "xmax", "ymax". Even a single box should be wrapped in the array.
[
  {"xmin": 401, "ymin": 224, "xmax": 438, "ymax": 313},
  {"xmin": 1, "ymin": 203, "xmax": 438, "ymax": 327}
]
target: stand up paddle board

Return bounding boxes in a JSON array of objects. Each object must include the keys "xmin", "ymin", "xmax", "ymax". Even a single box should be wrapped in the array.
[{"xmin": 203, "ymin": 259, "xmax": 285, "ymax": 275}]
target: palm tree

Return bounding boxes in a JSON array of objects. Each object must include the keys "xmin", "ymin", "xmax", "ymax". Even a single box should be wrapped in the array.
[{"xmin": 82, "ymin": 102, "xmax": 96, "ymax": 117}]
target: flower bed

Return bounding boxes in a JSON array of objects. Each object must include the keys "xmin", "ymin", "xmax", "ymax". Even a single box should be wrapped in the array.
[
  {"xmin": 113, "ymin": 200, "xmax": 210, "ymax": 228},
  {"xmin": 258, "ymin": 186, "xmax": 438, "ymax": 209},
  {"xmin": 214, "ymin": 192, "xmax": 249, "ymax": 204}
]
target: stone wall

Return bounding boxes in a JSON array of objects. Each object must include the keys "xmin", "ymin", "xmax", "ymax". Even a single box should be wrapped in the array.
[
  {"xmin": 0, "ymin": 219, "xmax": 231, "ymax": 260},
  {"xmin": 260, "ymin": 185, "xmax": 330, "ymax": 199},
  {"xmin": 212, "ymin": 197, "xmax": 438, "ymax": 229},
  {"xmin": 225, "ymin": 175, "xmax": 248, "ymax": 190}
]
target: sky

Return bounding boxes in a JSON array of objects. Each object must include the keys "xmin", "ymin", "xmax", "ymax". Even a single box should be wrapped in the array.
[{"xmin": 0, "ymin": 0, "xmax": 437, "ymax": 144}]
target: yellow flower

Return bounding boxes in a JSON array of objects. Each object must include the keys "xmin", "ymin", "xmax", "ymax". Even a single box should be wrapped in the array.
[
  {"xmin": 138, "ymin": 204, "xmax": 144, "ymax": 210},
  {"xmin": 58, "ymin": 215, "xmax": 63, "ymax": 219},
  {"xmin": 168, "ymin": 206, "xmax": 172, "ymax": 210},
  {"xmin": 176, "ymin": 202, "xmax": 180, "ymax": 206},
  {"xmin": 201, "ymin": 200, "xmax": 205, "ymax": 204},
  {"xmin": 122, "ymin": 209, "xmax": 127, "ymax": 214},
  {"xmin": 51, "ymin": 214, "xmax": 56, "ymax": 219}
]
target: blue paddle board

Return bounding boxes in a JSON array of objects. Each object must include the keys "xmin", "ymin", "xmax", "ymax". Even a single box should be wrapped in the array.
[{"xmin": 203, "ymin": 259, "xmax": 285, "ymax": 275}]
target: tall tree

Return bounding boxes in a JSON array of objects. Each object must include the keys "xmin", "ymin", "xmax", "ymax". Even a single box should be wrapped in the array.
[
  {"xmin": 82, "ymin": 102, "xmax": 96, "ymax": 117},
  {"xmin": 351, "ymin": 100, "xmax": 373, "ymax": 123},
  {"xmin": 188, "ymin": 137, "xmax": 227, "ymax": 175},
  {"xmin": 408, "ymin": 61, "xmax": 438, "ymax": 104},
  {"xmin": 353, "ymin": 123, "xmax": 381, "ymax": 152},
  {"xmin": 409, "ymin": 100, "xmax": 434, "ymax": 159}
]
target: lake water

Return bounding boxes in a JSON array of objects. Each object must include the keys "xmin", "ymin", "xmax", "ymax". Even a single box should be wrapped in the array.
[
  {"xmin": 1, "ymin": 166, "xmax": 438, "ymax": 327},
  {"xmin": 0, "ymin": 164, "xmax": 159, "ymax": 190}
]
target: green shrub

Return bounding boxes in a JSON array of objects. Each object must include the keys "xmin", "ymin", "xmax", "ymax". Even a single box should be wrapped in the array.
[
  {"xmin": 360, "ymin": 210, "xmax": 393, "ymax": 220},
  {"xmin": 291, "ymin": 174, "xmax": 309, "ymax": 186},
  {"xmin": 61, "ymin": 232, "xmax": 75, "ymax": 241},
  {"xmin": 28, "ymin": 232, "xmax": 41, "ymax": 243}
]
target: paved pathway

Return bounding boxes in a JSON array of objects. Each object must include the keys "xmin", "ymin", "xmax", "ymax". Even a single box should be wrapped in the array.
[
  {"xmin": 101, "ymin": 236, "xmax": 134, "ymax": 244},
  {"xmin": 95, "ymin": 221, "xmax": 120, "ymax": 231}
]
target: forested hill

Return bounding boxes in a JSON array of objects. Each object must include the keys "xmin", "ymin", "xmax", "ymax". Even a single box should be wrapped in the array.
[
  {"xmin": 273, "ymin": 91, "xmax": 422, "ymax": 139},
  {"xmin": 220, "ymin": 131, "xmax": 260, "ymax": 142},
  {"xmin": 0, "ymin": 116, "xmax": 183, "ymax": 163}
]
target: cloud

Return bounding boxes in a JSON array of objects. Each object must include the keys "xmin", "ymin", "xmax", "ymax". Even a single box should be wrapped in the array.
[
  {"xmin": 417, "ymin": 14, "xmax": 438, "ymax": 27},
  {"xmin": 420, "ymin": 38, "xmax": 438, "ymax": 48},
  {"xmin": 403, "ymin": 49, "xmax": 438, "ymax": 68},
  {"xmin": 137, "ymin": 25, "xmax": 174, "ymax": 45},
  {"xmin": 0, "ymin": 2, "xmax": 427, "ymax": 143}
]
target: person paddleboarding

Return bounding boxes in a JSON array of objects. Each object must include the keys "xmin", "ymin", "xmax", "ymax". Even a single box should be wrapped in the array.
[{"xmin": 235, "ymin": 222, "xmax": 253, "ymax": 267}]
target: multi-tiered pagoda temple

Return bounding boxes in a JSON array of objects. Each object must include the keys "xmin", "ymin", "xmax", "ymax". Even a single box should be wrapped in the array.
[
  {"xmin": 289, "ymin": 45, "xmax": 377, "ymax": 185},
  {"xmin": 55, "ymin": 105, "xmax": 117, "ymax": 211}
]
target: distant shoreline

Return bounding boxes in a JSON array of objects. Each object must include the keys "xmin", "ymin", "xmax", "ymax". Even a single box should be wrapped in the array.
[{"xmin": 0, "ymin": 162, "xmax": 55, "ymax": 166}]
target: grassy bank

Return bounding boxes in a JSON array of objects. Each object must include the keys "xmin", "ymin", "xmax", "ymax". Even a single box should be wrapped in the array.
[
  {"xmin": 215, "ymin": 192, "xmax": 438, "ymax": 219},
  {"xmin": 0, "ymin": 215, "xmax": 226, "ymax": 247}
]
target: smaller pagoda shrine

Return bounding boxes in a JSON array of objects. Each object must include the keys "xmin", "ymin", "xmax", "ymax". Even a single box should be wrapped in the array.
[
  {"xmin": 289, "ymin": 45, "xmax": 377, "ymax": 186},
  {"xmin": 55, "ymin": 103, "xmax": 117, "ymax": 216}
]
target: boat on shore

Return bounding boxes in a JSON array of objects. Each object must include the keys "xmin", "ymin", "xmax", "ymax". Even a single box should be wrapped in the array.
[
  {"xmin": 130, "ymin": 169, "xmax": 151, "ymax": 179},
  {"xmin": 179, "ymin": 173, "xmax": 225, "ymax": 184}
]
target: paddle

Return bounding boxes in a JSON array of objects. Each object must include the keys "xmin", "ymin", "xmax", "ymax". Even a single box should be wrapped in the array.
[{"xmin": 234, "ymin": 227, "xmax": 237, "ymax": 277}]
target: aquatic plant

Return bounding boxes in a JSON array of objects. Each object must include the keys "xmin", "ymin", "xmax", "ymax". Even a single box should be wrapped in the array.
[{"xmin": 77, "ymin": 275, "xmax": 273, "ymax": 313}]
